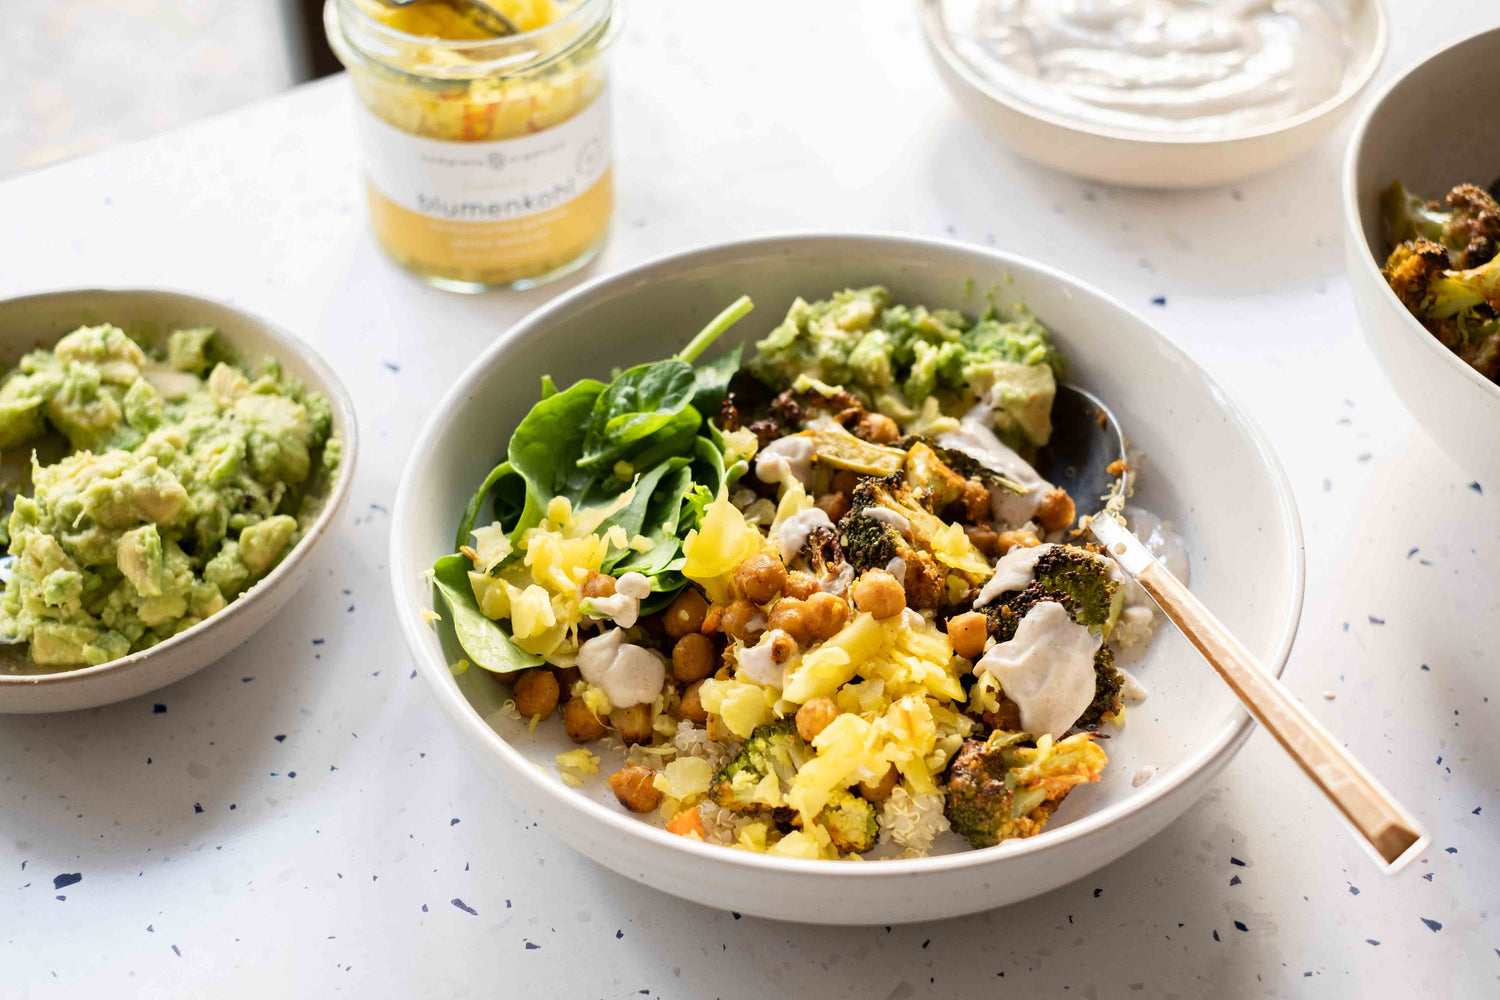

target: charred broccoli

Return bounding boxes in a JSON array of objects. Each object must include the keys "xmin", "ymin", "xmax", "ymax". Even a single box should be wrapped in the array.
[
  {"xmin": 711, "ymin": 720, "xmax": 810, "ymax": 812},
  {"xmin": 819, "ymin": 788, "xmax": 879, "ymax": 854},
  {"xmin": 1031, "ymin": 545, "xmax": 1124, "ymax": 631},
  {"xmin": 1382, "ymin": 238, "xmax": 1500, "ymax": 379},
  {"xmin": 1383, "ymin": 181, "xmax": 1500, "ymax": 268},
  {"xmin": 944, "ymin": 731, "xmax": 1107, "ymax": 848},
  {"xmin": 978, "ymin": 547, "xmax": 1125, "ymax": 727},
  {"xmin": 1382, "ymin": 181, "xmax": 1500, "ymax": 381},
  {"xmin": 839, "ymin": 472, "xmax": 992, "ymax": 608}
]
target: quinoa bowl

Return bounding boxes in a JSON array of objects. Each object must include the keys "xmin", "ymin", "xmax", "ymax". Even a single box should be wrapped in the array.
[{"xmin": 390, "ymin": 234, "xmax": 1303, "ymax": 923}]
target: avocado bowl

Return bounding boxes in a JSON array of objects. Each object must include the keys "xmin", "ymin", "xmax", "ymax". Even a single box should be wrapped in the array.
[
  {"xmin": 389, "ymin": 233, "xmax": 1304, "ymax": 923},
  {"xmin": 0, "ymin": 289, "xmax": 357, "ymax": 714}
]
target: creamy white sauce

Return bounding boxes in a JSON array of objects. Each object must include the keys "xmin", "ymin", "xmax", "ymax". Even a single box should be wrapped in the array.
[
  {"xmin": 582, "ymin": 592, "xmax": 640, "ymax": 629},
  {"xmin": 958, "ymin": 0, "xmax": 1350, "ymax": 136},
  {"xmin": 819, "ymin": 562, "xmax": 855, "ymax": 595},
  {"xmin": 974, "ymin": 542, "xmax": 1054, "ymax": 607},
  {"xmin": 939, "ymin": 409, "xmax": 1052, "ymax": 527},
  {"xmin": 900, "ymin": 607, "xmax": 927, "ymax": 632},
  {"xmin": 1131, "ymin": 764, "xmax": 1158, "ymax": 787},
  {"xmin": 1118, "ymin": 666, "xmax": 1148, "ymax": 703},
  {"xmin": 736, "ymin": 629, "xmax": 798, "ymax": 688},
  {"xmin": 862, "ymin": 506, "xmax": 912, "ymax": 533},
  {"xmin": 614, "ymin": 572, "xmax": 651, "ymax": 600},
  {"xmin": 885, "ymin": 556, "xmax": 908, "ymax": 586},
  {"xmin": 974, "ymin": 600, "xmax": 1100, "ymax": 738},
  {"xmin": 577, "ymin": 628, "xmax": 666, "ymax": 707},
  {"xmin": 777, "ymin": 507, "xmax": 834, "ymax": 565},
  {"xmin": 755, "ymin": 434, "xmax": 815, "ymax": 489}
]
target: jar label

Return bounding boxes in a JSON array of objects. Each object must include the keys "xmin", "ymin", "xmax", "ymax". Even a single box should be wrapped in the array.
[{"xmin": 353, "ymin": 91, "xmax": 612, "ymax": 223}]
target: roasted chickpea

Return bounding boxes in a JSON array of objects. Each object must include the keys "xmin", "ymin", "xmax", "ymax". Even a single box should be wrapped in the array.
[
  {"xmin": 1036, "ymin": 488, "xmax": 1077, "ymax": 533},
  {"xmin": 608, "ymin": 765, "xmax": 664, "ymax": 814},
  {"xmin": 831, "ymin": 470, "xmax": 860, "ymax": 496},
  {"xmin": 858, "ymin": 765, "xmax": 899, "ymax": 802},
  {"xmin": 734, "ymin": 552, "xmax": 788, "ymax": 604},
  {"xmin": 672, "ymin": 632, "xmax": 717, "ymax": 683},
  {"xmin": 815, "ymin": 490, "xmax": 850, "ymax": 522},
  {"xmin": 679, "ymin": 679, "xmax": 708, "ymax": 724},
  {"xmin": 945, "ymin": 611, "xmax": 990, "ymax": 659},
  {"xmin": 855, "ymin": 411, "xmax": 900, "ymax": 444},
  {"xmin": 996, "ymin": 529, "xmax": 1040, "ymax": 554},
  {"xmin": 804, "ymin": 591, "xmax": 850, "ymax": 640},
  {"xmin": 564, "ymin": 697, "xmax": 607, "ymax": 742},
  {"xmin": 512, "ymin": 668, "xmax": 559, "ymax": 719},
  {"xmin": 850, "ymin": 569, "xmax": 906, "ymax": 620},
  {"xmin": 581, "ymin": 571, "xmax": 616, "ymax": 600},
  {"xmin": 783, "ymin": 570, "xmax": 820, "ymax": 600},
  {"xmin": 795, "ymin": 696, "xmax": 839, "ymax": 741},
  {"xmin": 611, "ymin": 704, "xmax": 654, "ymax": 746},
  {"xmin": 663, "ymin": 588, "xmax": 709, "ymax": 639},
  {"xmin": 719, "ymin": 599, "xmax": 766, "ymax": 643},
  {"xmin": 964, "ymin": 524, "xmax": 1001, "ymax": 558},
  {"xmin": 961, "ymin": 479, "xmax": 991, "ymax": 521},
  {"xmin": 766, "ymin": 597, "xmax": 814, "ymax": 646},
  {"xmin": 983, "ymin": 696, "xmax": 1023, "ymax": 733}
]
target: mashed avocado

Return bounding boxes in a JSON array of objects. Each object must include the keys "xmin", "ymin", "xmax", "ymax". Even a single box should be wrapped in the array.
[
  {"xmin": 0, "ymin": 324, "xmax": 339, "ymax": 668},
  {"xmin": 748, "ymin": 286, "xmax": 1064, "ymax": 448}
]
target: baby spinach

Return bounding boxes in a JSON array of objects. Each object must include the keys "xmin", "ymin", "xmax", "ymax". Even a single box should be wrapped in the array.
[
  {"xmin": 431, "ymin": 554, "xmax": 542, "ymax": 674},
  {"xmin": 435, "ymin": 293, "xmax": 758, "ymax": 676}
]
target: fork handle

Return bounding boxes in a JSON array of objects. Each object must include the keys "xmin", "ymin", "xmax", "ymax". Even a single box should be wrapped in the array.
[{"xmin": 1132, "ymin": 558, "xmax": 1426, "ymax": 868}]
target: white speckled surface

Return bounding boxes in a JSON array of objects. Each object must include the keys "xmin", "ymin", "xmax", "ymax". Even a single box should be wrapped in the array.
[{"xmin": 2, "ymin": 3, "xmax": 1495, "ymax": 996}]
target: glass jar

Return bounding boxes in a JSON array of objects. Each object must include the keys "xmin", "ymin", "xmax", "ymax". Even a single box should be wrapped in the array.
[{"xmin": 325, "ymin": 0, "xmax": 618, "ymax": 292}]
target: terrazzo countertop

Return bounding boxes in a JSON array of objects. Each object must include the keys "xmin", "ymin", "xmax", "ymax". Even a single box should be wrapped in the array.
[{"xmin": 3, "ymin": 3, "xmax": 1495, "ymax": 996}]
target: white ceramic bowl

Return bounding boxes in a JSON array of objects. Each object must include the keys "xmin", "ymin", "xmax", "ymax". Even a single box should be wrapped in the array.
[
  {"xmin": 0, "ymin": 289, "xmax": 357, "ymax": 714},
  {"xmin": 1343, "ymin": 25, "xmax": 1500, "ymax": 483},
  {"xmin": 919, "ymin": 0, "xmax": 1387, "ymax": 189},
  {"xmin": 391, "ymin": 234, "xmax": 1304, "ymax": 924}
]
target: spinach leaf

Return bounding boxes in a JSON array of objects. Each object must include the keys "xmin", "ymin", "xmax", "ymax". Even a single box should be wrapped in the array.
[
  {"xmin": 675, "ymin": 295, "xmax": 754, "ymax": 364},
  {"xmin": 609, "ymin": 464, "xmax": 693, "ymax": 577},
  {"xmin": 508, "ymin": 378, "xmax": 607, "ymax": 507},
  {"xmin": 454, "ymin": 461, "xmax": 528, "ymax": 550},
  {"xmin": 431, "ymin": 554, "xmax": 542, "ymax": 674},
  {"xmin": 578, "ymin": 360, "xmax": 696, "ymax": 471},
  {"xmin": 689, "ymin": 343, "xmax": 743, "ymax": 415},
  {"xmin": 600, "ymin": 456, "xmax": 690, "ymax": 543}
]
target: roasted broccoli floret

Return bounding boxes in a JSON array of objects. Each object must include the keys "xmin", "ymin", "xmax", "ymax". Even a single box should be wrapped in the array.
[
  {"xmin": 977, "ymin": 549, "xmax": 1126, "ymax": 727},
  {"xmin": 839, "ymin": 472, "xmax": 992, "ymax": 608},
  {"xmin": 1384, "ymin": 181, "xmax": 1500, "ymax": 268},
  {"xmin": 944, "ymin": 731, "xmax": 1107, "ymax": 848},
  {"xmin": 1382, "ymin": 238, "xmax": 1500, "ymax": 380},
  {"xmin": 711, "ymin": 720, "xmax": 810, "ymax": 812},
  {"xmin": 818, "ymin": 788, "xmax": 879, "ymax": 854},
  {"xmin": 1031, "ymin": 545, "xmax": 1124, "ymax": 631}
]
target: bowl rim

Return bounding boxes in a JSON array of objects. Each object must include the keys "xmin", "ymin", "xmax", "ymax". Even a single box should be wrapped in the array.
[
  {"xmin": 391, "ymin": 231, "xmax": 1306, "ymax": 878},
  {"xmin": 1341, "ymin": 23, "xmax": 1500, "ymax": 406},
  {"xmin": 0, "ymin": 287, "xmax": 360, "ymax": 689},
  {"xmin": 917, "ymin": 0, "xmax": 1389, "ymax": 147}
]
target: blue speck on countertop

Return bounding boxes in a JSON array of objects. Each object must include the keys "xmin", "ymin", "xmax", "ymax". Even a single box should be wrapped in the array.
[
  {"xmin": 1229, "ymin": 875, "xmax": 1241, "ymax": 886},
  {"xmin": 1368, "ymin": 615, "xmax": 1385, "ymax": 625},
  {"xmin": 1230, "ymin": 856, "xmax": 1246, "ymax": 867},
  {"xmin": 193, "ymin": 803, "xmax": 203, "ymax": 814},
  {"xmin": 451, "ymin": 898, "xmax": 477, "ymax": 916},
  {"xmin": 616, "ymin": 930, "xmax": 623, "ymax": 939},
  {"xmin": 1150, "ymin": 296, "xmax": 1166, "ymax": 306},
  {"xmin": 1349, "ymin": 885, "xmax": 1360, "ymax": 895},
  {"xmin": 53, "ymin": 873, "xmax": 81, "ymax": 890},
  {"xmin": 1212, "ymin": 930, "xmax": 1220, "ymax": 942},
  {"xmin": 1366, "ymin": 939, "xmax": 1380, "ymax": 946},
  {"xmin": 153, "ymin": 704, "xmax": 167, "ymax": 714},
  {"xmin": 1234, "ymin": 921, "xmax": 1248, "ymax": 932},
  {"xmin": 1468, "ymin": 481, "xmax": 1482, "ymax": 494},
  {"xmin": 1421, "ymin": 917, "xmax": 1443, "ymax": 932},
  {"xmin": 450, "ymin": 818, "xmax": 460, "ymax": 826},
  {"xmin": 524, "ymin": 941, "xmax": 540, "ymax": 950},
  {"xmin": 274, "ymin": 734, "xmax": 286, "ymax": 742}
]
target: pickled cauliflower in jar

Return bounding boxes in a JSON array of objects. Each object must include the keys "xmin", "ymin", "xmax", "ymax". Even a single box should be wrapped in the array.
[{"xmin": 327, "ymin": 0, "xmax": 616, "ymax": 290}]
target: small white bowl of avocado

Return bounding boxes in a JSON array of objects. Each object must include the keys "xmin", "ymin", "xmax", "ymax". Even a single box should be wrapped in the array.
[{"xmin": 0, "ymin": 289, "xmax": 356, "ymax": 713}]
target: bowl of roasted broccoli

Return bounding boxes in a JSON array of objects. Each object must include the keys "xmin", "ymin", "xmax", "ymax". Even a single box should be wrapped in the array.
[
  {"xmin": 391, "ymin": 233, "xmax": 1304, "ymax": 923},
  {"xmin": 1344, "ymin": 25, "xmax": 1500, "ymax": 482}
]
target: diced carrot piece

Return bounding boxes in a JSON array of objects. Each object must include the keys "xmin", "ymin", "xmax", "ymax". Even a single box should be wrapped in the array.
[{"xmin": 666, "ymin": 809, "xmax": 705, "ymax": 839}]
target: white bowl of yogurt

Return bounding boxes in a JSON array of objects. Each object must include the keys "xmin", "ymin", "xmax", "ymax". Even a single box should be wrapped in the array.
[{"xmin": 920, "ymin": 0, "xmax": 1388, "ymax": 189}]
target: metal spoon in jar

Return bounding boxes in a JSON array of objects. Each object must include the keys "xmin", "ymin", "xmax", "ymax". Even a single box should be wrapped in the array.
[
  {"xmin": 376, "ymin": 0, "xmax": 519, "ymax": 36},
  {"xmin": 1045, "ymin": 384, "xmax": 1428, "ymax": 872}
]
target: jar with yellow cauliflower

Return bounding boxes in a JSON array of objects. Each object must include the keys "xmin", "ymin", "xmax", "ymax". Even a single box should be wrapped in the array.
[{"xmin": 325, "ymin": 0, "xmax": 618, "ymax": 291}]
